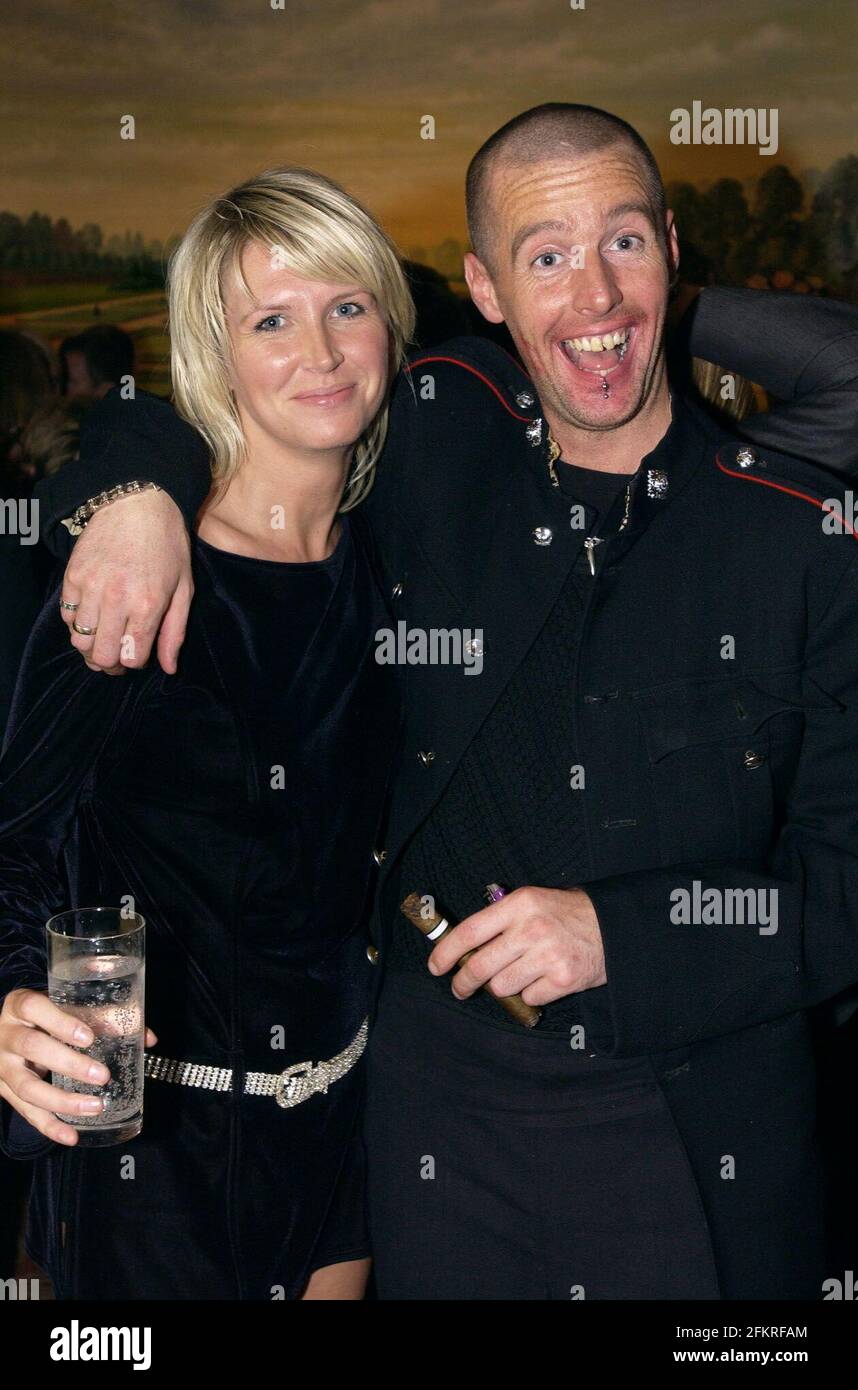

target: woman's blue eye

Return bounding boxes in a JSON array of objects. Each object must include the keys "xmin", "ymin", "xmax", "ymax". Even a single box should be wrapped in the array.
[{"xmin": 255, "ymin": 303, "xmax": 364, "ymax": 331}]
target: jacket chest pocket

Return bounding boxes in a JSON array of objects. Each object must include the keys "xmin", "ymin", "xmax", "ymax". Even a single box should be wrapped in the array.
[{"xmin": 632, "ymin": 673, "xmax": 809, "ymax": 865}]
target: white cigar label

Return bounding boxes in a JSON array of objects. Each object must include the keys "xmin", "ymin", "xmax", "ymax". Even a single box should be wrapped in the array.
[{"xmin": 426, "ymin": 918, "xmax": 449, "ymax": 940}]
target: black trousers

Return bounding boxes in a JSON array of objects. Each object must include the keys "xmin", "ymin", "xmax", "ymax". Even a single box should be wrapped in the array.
[{"xmin": 363, "ymin": 974, "xmax": 720, "ymax": 1300}]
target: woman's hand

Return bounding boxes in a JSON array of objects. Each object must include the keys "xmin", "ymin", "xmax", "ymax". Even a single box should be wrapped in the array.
[{"xmin": 0, "ymin": 987, "xmax": 157, "ymax": 1146}]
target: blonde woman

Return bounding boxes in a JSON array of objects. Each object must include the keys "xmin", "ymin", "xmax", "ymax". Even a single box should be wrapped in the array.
[{"xmin": 0, "ymin": 168, "xmax": 414, "ymax": 1300}]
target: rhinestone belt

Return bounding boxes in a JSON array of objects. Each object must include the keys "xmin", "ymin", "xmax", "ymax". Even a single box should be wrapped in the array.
[{"xmin": 144, "ymin": 1017, "xmax": 368, "ymax": 1109}]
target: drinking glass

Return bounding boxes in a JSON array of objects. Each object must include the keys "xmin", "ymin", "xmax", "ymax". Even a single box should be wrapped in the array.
[{"xmin": 46, "ymin": 907, "xmax": 145, "ymax": 1146}]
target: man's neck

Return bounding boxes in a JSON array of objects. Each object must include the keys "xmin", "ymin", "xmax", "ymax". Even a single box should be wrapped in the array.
[{"xmin": 546, "ymin": 382, "xmax": 672, "ymax": 475}]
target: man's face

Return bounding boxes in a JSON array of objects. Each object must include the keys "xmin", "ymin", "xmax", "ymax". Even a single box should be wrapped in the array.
[{"xmin": 464, "ymin": 146, "xmax": 678, "ymax": 434}]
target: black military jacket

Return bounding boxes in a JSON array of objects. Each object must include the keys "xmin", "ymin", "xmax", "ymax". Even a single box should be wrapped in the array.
[
  {"xmin": 359, "ymin": 314, "xmax": 858, "ymax": 1297},
  {"xmin": 366, "ymin": 337, "xmax": 858, "ymax": 1059}
]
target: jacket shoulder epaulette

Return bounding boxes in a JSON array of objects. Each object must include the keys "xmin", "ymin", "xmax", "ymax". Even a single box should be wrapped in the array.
[
  {"xmin": 714, "ymin": 438, "xmax": 858, "ymax": 542},
  {"xmin": 401, "ymin": 334, "xmax": 537, "ymax": 425}
]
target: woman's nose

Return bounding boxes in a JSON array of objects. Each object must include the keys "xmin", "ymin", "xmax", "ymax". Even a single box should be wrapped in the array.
[{"xmin": 301, "ymin": 322, "xmax": 343, "ymax": 373}]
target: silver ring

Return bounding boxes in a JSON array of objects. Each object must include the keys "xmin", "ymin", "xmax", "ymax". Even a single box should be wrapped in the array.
[
  {"xmin": 59, "ymin": 598, "xmax": 79, "ymax": 612},
  {"xmin": 72, "ymin": 620, "xmax": 97, "ymax": 636}
]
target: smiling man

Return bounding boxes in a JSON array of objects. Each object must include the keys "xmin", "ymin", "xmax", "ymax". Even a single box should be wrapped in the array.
[
  {"xmin": 463, "ymin": 110, "xmax": 674, "ymax": 465},
  {"xmin": 19, "ymin": 104, "xmax": 858, "ymax": 1301}
]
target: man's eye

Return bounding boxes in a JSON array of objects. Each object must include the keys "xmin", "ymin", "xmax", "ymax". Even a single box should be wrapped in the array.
[
  {"xmin": 533, "ymin": 252, "xmax": 560, "ymax": 269},
  {"xmin": 332, "ymin": 302, "xmax": 365, "ymax": 318},
  {"xmin": 256, "ymin": 314, "xmax": 285, "ymax": 332},
  {"xmin": 612, "ymin": 235, "xmax": 643, "ymax": 252}
]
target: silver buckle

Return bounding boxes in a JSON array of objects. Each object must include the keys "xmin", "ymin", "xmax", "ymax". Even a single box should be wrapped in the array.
[{"xmin": 275, "ymin": 1058, "xmax": 332, "ymax": 1109}]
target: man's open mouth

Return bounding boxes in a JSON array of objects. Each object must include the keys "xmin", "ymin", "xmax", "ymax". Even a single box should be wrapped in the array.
[{"xmin": 559, "ymin": 326, "xmax": 632, "ymax": 376}]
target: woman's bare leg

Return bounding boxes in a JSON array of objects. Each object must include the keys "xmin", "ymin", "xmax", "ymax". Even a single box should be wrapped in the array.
[{"xmin": 300, "ymin": 1256, "xmax": 371, "ymax": 1300}]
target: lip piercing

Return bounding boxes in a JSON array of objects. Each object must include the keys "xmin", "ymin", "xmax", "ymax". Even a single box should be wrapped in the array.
[{"xmin": 601, "ymin": 378, "xmax": 610, "ymax": 398}]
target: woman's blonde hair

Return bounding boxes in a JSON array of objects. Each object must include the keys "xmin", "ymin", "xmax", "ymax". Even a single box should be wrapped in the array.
[{"xmin": 167, "ymin": 166, "xmax": 415, "ymax": 510}]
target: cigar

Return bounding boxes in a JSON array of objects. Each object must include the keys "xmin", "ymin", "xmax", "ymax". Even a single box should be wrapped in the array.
[{"xmin": 400, "ymin": 890, "xmax": 542, "ymax": 1029}]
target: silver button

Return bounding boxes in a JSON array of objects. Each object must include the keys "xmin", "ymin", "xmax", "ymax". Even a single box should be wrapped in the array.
[
  {"xmin": 418, "ymin": 750, "xmax": 435, "ymax": 765},
  {"xmin": 533, "ymin": 526, "xmax": 553, "ymax": 546},
  {"xmin": 515, "ymin": 390, "xmax": 535, "ymax": 408},
  {"xmin": 366, "ymin": 943, "xmax": 379, "ymax": 964},
  {"xmin": 464, "ymin": 637, "xmax": 483, "ymax": 658},
  {"xmin": 372, "ymin": 847, "xmax": 387, "ymax": 866},
  {"xmin": 743, "ymin": 749, "xmax": 766, "ymax": 769},
  {"xmin": 391, "ymin": 581, "xmax": 403, "ymax": 598},
  {"xmin": 736, "ymin": 447, "xmax": 756, "ymax": 469}
]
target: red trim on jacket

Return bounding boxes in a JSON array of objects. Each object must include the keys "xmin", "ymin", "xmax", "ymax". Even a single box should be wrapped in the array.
[
  {"xmin": 405, "ymin": 354, "xmax": 533, "ymax": 423},
  {"xmin": 715, "ymin": 451, "xmax": 858, "ymax": 542}
]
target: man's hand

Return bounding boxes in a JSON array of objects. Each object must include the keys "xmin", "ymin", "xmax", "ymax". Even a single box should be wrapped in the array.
[
  {"xmin": 427, "ymin": 886, "xmax": 607, "ymax": 1007},
  {"xmin": 60, "ymin": 490, "xmax": 194, "ymax": 676}
]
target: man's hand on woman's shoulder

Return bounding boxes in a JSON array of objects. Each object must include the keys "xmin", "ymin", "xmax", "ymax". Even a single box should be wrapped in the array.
[{"xmin": 60, "ymin": 488, "xmax": 194, "ymax": 676}]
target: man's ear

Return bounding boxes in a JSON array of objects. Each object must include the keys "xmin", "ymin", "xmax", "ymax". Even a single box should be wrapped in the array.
[
  {"xmin": 463, "ymin": 251, "xmax": 505, "ymax": 325},
  {"xmin": 665, "ymin": 210, "xmax": 680, "ymax": 284}
]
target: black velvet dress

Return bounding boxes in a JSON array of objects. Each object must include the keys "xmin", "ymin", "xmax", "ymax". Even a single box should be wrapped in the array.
[{"xmin": 0, "ymin": 512, "xmax": 400, "ymax": 1299}]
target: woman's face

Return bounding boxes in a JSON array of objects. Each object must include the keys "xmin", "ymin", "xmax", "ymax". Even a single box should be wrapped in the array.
[{"xmin": 223, "ymin": 240, "xmax": 390, "ymax": 462}]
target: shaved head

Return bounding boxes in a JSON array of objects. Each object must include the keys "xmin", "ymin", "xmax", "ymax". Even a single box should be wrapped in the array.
[{"xmin": 466, "ymin": 103, "xmax": 666, "ymax": 269}]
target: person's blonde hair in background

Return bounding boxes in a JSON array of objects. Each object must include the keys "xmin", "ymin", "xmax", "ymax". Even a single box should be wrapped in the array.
[
  {"xmin": 168, "ymin": 166, "xmax": 415, "ymax": 512},
  {"xmin": 19, "ymin": 400, "xmax": 88, "ymax": 480},
  {"xmin": 691, "ymin": 357, "xmax": 759, "ymax": 425},
  {"xmin": 0, "ymin": 330, "xmax": 54, "ymax": 455}
]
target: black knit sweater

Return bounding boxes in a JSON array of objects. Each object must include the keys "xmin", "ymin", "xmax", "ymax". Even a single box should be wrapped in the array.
[{"xmin": 389, "ymin": 457, "xmax": 634, "ymax": 1034}]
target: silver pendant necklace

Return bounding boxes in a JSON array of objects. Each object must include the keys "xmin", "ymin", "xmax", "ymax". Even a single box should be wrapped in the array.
[{"xmin": 545, "ymin": 423, "xmax": 635, "ymax": 573}]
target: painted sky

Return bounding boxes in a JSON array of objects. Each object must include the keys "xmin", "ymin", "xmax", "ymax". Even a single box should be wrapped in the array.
[{"xmin": 3, "ymin": 0, "xmax": 856, "ymax": 253}]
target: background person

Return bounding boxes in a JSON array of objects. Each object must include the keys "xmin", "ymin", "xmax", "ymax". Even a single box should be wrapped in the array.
[{"xmin": 59, "ymin": 324, "xmax": 135, "ymax": 402}]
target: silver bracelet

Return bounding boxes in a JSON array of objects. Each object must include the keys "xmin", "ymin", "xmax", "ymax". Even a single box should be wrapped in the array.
[{"xmin": 61, "ymin": 480, "xmax": 163, "ymax": 537}]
